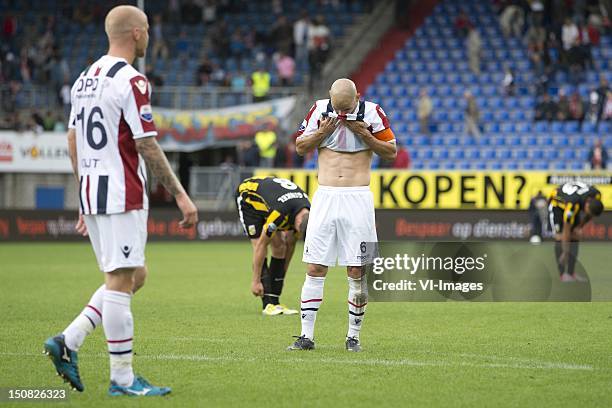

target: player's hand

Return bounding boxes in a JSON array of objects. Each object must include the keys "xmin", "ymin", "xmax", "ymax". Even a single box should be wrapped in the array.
[
  {"xmin": 75, "ymin": 214, "xmax": 88, "ymax": 237},
  {"xmin": 176, "ymin": 192, "xmax": 198, "ymax": 228},
  {"xmin": 344, "ymin": 120, "xmax": 370, "ymax": 138},
  {"xmin": 318, "ymin": 116, "xmax": 339, "ymax": 137},
  {"xmin": 251, "ymin": 281, "xmax": 264, "ymax": 297}
]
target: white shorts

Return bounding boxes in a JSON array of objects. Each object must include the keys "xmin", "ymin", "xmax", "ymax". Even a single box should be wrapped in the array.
[
  {"xmin": 84, "ymin": 209, "xmax": 148, "ymax": 273},
  {"xmin": 303, "ymin": 186, "xmax": 377, "ymax": 267}
]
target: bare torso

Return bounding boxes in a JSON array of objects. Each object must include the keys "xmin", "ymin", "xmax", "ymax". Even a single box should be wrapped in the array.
[{"xmin": 317, "ymin": 148, "xmax": 372, "ymax": 187}]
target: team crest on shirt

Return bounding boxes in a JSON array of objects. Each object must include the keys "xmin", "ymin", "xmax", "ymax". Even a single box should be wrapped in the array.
[
  {"xmin": 140, "ymin": 104, "xmax": 153, "ymax": 122},
  {"xmin": 135, "ymin": 79, "xmax": 148, "ymax": 94},
  {"xmin": 248, "ymin": 225, "xmax": 256, "ymax": 236}
]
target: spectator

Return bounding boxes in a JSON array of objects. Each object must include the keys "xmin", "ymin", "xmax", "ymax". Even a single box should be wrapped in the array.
[
  {"xmin": 466, "ymin": 27, "xmax": 482, "ymax": 75},
  {"xmin": 568, "ymin": 91, "xmax": 585, "ymax": 122},
  {"xmin": 602, "ymin": 91, "xmax": 612, "ymax": 121},
  {"xmin": 454, "ymin": 10, "xmax": 472, "ymax": 37},
  {"xmin": 196, "ymin": 57, "xmax": 213, "ymax": 86},
  {"xmin": 31, "ymin": 111, "xmax": 44, "ymax": 134},
  {"xmin": 535, "ymin": 93, "xmax": 557, "ymax": 121},
  {"xmin": 255, "ymin": 126, "xmax": 277, "ymax": 167},
  {"xmin": 525, "ymin": 24, "xmax": 546, "ymax": 54},
  {"xmin": 586, "ymin": 19, "xmax": 600, "ymax": 46},
  {"xmin": 596, "ymin": 76, "xmax": 609, "ymax": 116},
  {"xmin": 307, "ymin": 15, "xmax": 330, "ymax": 91},
  {"xmin": 230, "ymin": 71, "xmax": 247, "ymax": 92},
  {"xmin": 464, "ymin": 91, "xmax": 481, "ymax": 138},
  {"xmin": 502, "ymin": 67, "xmax": 515, "ymax": 96},
  {"xmin": 59, "ymin": 79, "xmax": 71, "ymax": 122},
  {"xmin": 293, "ymin": 12, "xmax": 310, "ymax": 65},
  {"xmin": 202, "ymin": 1, "xmax": 217, "ymax": 25},
  {"xmin": 417, "ymin": 89, "xmax": 433, "ymax": 135},
  {"xmin": 151, "ymin": 14, "xmax": 169, "ymax": 62},
  {"xmin": 251, "ymin": 66, "xmax": 271, "ymax": 102},
  {"xmin": 220, "ymin": 155, "xmax": 236, "ymax": 171},
  {"xmin": 270, "ymin": 16, "xmax": 293, "ymax": 55},
  {"xmin": 556, "ymin": 89, "xmax": 570, "ymax": 120},
  {"xmin": 239, "ymin": 141, "xmax": 260, "ymax": 167},
  {"xmin": 175, "ymin": 30, "xmax": 190, "ymax": 58},
  {"xmin": 561, "ymin": 18, "xmax": 579, "ymax": 51},
  {"xmin": 211, "ymin": 63, "xmax": 227, "ymax": 86},
  {"xmin": 528, "ymin": 191, "xmax": 548, "ymax": 243},
  {"xmin": 42, "ymin": 110, "xmax": 55, "ymax": 131},
  {"xmin": 275, "ymin": 52, "xmax": 295, "ymax": 86},
  {"xmin": 229, "ymin": 31, "xmax": 246, "ymax": 58},
  {"xmin": 499, "ymin": 4, "xmax": 524, "ymax": 38},
  {"xmin": 587, "ymin": 139, "xmax": 608, "ymax": 169},
  {"xmin": 586, "ymin": 90, "xmax": 601, "ymax": 125}
]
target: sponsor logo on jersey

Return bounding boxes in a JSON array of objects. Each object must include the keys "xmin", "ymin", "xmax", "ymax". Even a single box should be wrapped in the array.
[{"xmin": 139, "ymin": 104, "xmax": 153, "ymax": 122}]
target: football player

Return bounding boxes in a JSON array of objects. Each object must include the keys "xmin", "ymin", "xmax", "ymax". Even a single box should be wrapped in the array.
[
  {"xmin": 43, "ymin": 5, "xmax": 197, "ymax": 396},
  {"xmin": 548, "ymin": 181, "xmax": 604, "ymax": 282},
  {"xmin": 236, "ymin": 176, "xmax": 310, "ymax": 315}
]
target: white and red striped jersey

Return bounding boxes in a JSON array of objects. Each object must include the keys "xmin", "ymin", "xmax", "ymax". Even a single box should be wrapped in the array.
[
  {"xmin": 68, "ymin": 55, "xmax": 156, "ymax": 215},
  {"xmin": 296, "ymin": 99, "xmax": 394, "ymax": 153}
]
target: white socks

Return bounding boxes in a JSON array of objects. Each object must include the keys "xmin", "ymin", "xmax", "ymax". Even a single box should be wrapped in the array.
[
  {"xmin": 103, "ymin": 290, "xmax": 134, "ymax": 387},
  {"xmin": 347, "ymin": 277, "xmax": 367, "ymax": 339},
  {"xmin": 63, "ymin": 284, "xmax": 105, "ymax": 351},
  {"xmin": 300, "ymin": 275, "xmax": 325, "ymax": 340}
]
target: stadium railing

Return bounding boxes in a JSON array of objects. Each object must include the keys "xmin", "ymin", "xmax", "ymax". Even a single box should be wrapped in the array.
[{"xmin": 0, "ymin": 85, "xmax": 299, "ymax": 111}]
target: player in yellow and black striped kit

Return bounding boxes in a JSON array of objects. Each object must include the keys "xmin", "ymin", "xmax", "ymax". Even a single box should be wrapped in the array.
[
  {"xmin": 548, "ymin": 182, "xmax": 604, "ymax": 282},
  {"xmin": 235, "ymin": 176, "xmax": 310, "ymax": 315}
]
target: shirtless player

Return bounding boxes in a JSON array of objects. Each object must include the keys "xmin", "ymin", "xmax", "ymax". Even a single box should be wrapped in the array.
[{"xmin": 287, "ymin": 78, "xmax": 396, "ymax": 352}]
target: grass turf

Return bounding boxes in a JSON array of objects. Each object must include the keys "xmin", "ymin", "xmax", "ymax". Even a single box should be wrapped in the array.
[{"xmin": 1, "ymin": 242, "xmax": 611, "ymax": 407}]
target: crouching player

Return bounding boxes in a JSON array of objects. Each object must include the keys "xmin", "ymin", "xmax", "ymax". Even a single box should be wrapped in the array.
[
  {"xmin": 548, "ymin": 181, "xmax": 604, "ymax": 282},
  {"xmin": 236, "ymin": 176, "xmax": 310, "ymax": 315}
]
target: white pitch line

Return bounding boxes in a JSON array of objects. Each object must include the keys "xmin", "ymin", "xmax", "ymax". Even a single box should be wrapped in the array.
[{"xmin": 2, "ymin": 352, "xmax": 595, "ymax": 371}]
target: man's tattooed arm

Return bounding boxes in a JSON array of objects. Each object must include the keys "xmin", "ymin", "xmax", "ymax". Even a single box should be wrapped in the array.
[{"xmin": 135, "ymin": 137, "xmax": 185, "ymax": 196}]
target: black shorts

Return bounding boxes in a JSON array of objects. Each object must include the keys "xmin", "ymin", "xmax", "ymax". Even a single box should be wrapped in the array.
[{"xmin": 236, "ymin": 193, "xmax": 265, "ymax": 239}]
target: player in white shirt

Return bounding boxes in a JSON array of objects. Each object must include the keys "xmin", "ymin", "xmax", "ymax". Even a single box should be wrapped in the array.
[
  {"xmin": 43, "ymin": 5, "xmax": 198, "ymax": 397},
  {"xmin": 288, "ymin": 78, "xmax": 396, "ymax": 352}
]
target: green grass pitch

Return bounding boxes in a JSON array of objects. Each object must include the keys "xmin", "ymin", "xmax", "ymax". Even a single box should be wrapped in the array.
[{"xmin": 1, "ymin": 242, "xmax": 611, "ymax": 407}]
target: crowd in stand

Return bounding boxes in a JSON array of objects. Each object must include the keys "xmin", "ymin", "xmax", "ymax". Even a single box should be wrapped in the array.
[
  {"xmin": 0, "ymin": 0, "xmax": 342, "ymax": 131},
  {"xmin": 496, "ymin": 1, "xmax": 610, "ymax": 124}
]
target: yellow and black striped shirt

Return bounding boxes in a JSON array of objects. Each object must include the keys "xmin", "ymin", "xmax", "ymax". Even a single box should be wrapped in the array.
[
  {"xmin": 549, "ymin": 183, "xmax": 601, "ymax": 225},
  {"xmin": 237, "ymin": 176, "xmax": 310, "ymax": 237}
]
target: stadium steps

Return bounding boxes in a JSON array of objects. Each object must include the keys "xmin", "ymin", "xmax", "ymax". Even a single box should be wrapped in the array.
[{"xmin": 350, "ymin": 0, "xmax": 440, "ymax": 91}]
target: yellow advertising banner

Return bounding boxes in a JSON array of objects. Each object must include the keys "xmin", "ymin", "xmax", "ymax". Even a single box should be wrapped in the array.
[{"xmin": 254, "ymin": 170, "xmax": 612, "ymax": 210}]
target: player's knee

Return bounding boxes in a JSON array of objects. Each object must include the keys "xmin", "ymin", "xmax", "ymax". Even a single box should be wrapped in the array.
[
  {"xmin": 105, "ymin": 267, "xmax": 136, "ymax": 293},
  {"xmin": 306, "ymin": 263, "xmax": 327, "ymax": 277},
  {"xmin": 347, "ymin": 266, "xmax": 364, "ymax": 279},
  {"xmin": 132, "ymin": 266, "xmax": 148, "ymax": 293}
]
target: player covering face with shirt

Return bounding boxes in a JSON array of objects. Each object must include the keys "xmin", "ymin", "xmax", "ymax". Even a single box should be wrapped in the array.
[{"xmin": 289, "ymin": 78, "xmax": 396, "ymax": 352}]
